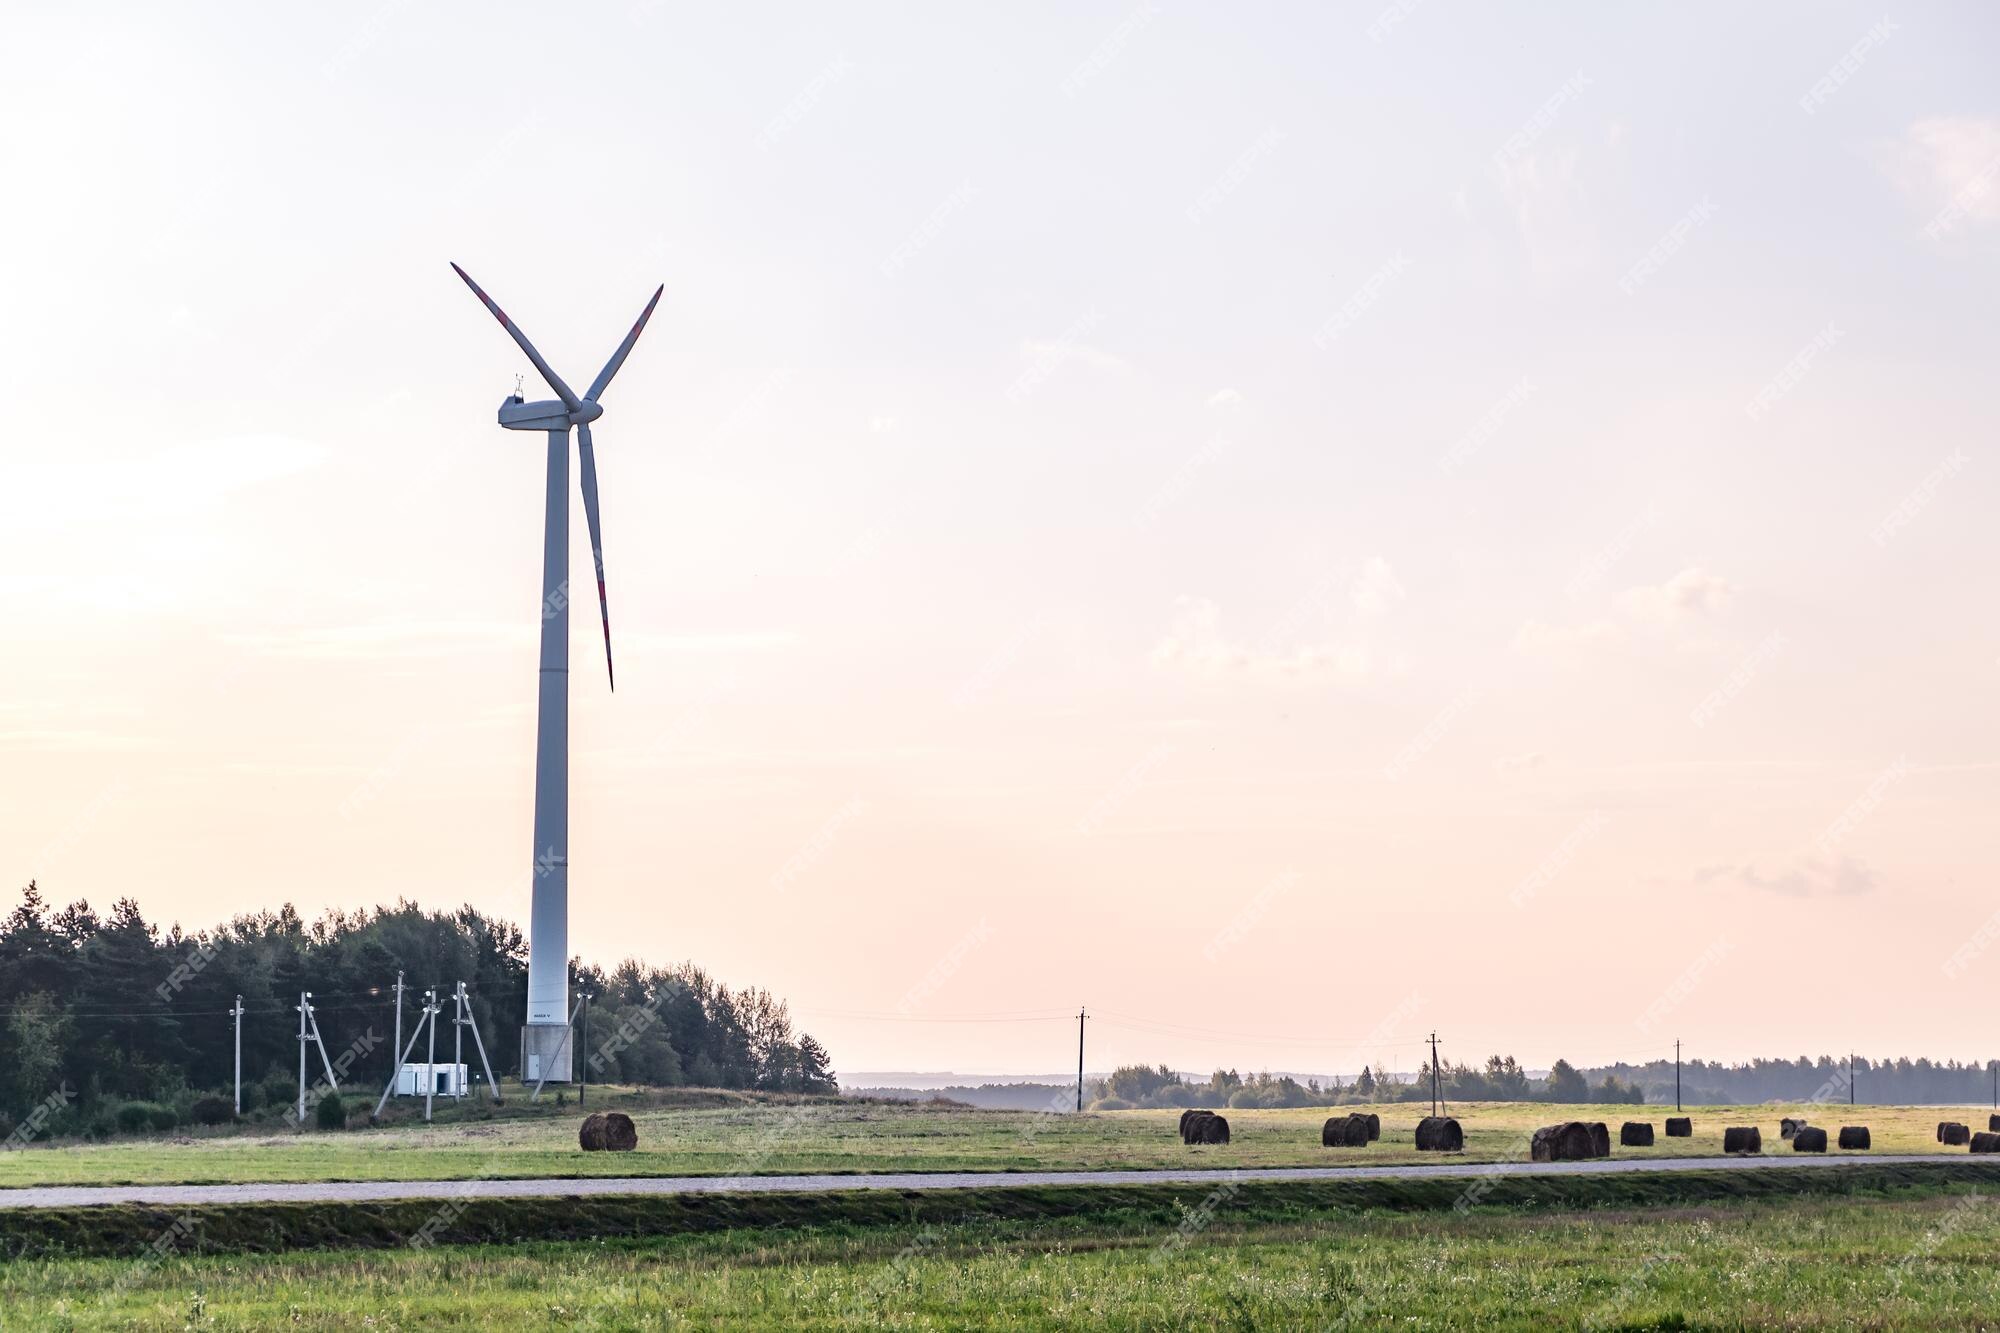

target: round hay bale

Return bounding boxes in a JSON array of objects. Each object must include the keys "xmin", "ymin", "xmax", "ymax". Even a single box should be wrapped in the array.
[
  {"xmin": 599, "ymin": 1111, "xmax": 637, "ymax": 1151},
  {"xmin": 1322, "ymin": 1114, "xmax": 1368, "ymax": 1148},
  {"xmin": 1191, "ymin": 1112, "xmax": 1230, "ymax": 1145},
  {"xmin": 1363, "ymin": 1112, "xmax": 1380, "ymax": 1141},
  {"xmin": 1971, "ymin": 1131, "xmax": 2000, "ymax": 1155},
  {"xmin": 1791, "ymin": 1126, "xmax": 1828, "ymax": 1152},
  {"xmin": 1415, "ymin": 1116, "xmax": 1463, "ymax": 1152},
  {"xmin": 1664, "ymin": 1117, "xmax": 1692, "ymax": 1137},
  {"xmin": 1531, "ymin": 1122, "xmax": 1595, "ymax": 1162},
  {"xmin": 1837, "ymin": 1126, "xmax": 1871, "ymax": 1150},
  {"xmin": 1176, "ymin": 1096, "xmax": 1208, "ymax": 1144},
  {"xmin": 1723, "ymin": 1126, "xmax": 1761, "ymax": 1154},
  {"xmin": 1779, "ymin": 1117, "xmax": 1807, "ymax": 1140},
  {"xmin": 579, "ymin": 1110, "xmax": 638, "ymax": 1152},
  {"xmin": 1587, "ymin": 1122, "xmax": 1610, "ymax": 1158},
  {"xmin": 1990, "ymin": 1115, "xmax": 2000, "ymax": 1134},
  {"xmin": 1619, "ymin": 1121, "xmax": 1654, "ymax": 1148},
  {"xmin": 1939, "ymin": 1121, "xmax": 1971, "ymax": 1146}
]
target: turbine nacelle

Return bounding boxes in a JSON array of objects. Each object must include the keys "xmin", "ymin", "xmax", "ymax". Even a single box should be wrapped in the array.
[{"xmin": 497, "ymin": 397, "xmax": 603, "ymax": 431}]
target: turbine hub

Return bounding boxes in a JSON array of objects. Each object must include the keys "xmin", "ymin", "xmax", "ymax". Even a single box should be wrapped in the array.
[{"xmin": 572, "ymin": 400, "xmax": 604, "ymax": 425}]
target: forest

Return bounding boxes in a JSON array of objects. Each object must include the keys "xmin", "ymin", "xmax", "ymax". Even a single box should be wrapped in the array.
[{"xmin": 0, "ymin": 881, "xmax": 834, "ymax": 1137}]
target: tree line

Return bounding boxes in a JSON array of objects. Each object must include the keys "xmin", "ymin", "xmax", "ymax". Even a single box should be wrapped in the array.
[
  {"xmin": 0, "ymin": 881, "xmax": 835, "ymax": 1138},
  {"xmin": 1091, "ymin": 1051, "xmax": 2000, "ymax": 1110}
]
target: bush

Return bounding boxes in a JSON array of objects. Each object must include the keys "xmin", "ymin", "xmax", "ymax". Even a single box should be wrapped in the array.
[
  {"xmin": 115, "ymin": 1102, "xmax": 169, "ymax": 1134},
  {"xmin": 1090, "ymin": 1097, "xmax": 1134, "ymax": 1111},
  {"xmin": 150, "ymin": 1104, "xmax": 180, "ymax": 1131},
  {"xmin": 240, "ymin": 1080, "xmax": 265, "ymax": 1112},
  {"xmin": 315, "ymin": 1091, "xmax": 346, "ymax": 1131},
  {"xmin": 190, "ymin": 1095, "xmax": 234, "ymax": 1126},
  {"xmin": 263, "ymin": 1073, "xmax": 296, "ymax": 1112}
]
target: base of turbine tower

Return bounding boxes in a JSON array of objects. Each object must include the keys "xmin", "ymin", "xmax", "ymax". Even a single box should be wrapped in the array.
[{"xmin": 520, "ymin": 1022, "xmax": 574, "ymax": 1085}]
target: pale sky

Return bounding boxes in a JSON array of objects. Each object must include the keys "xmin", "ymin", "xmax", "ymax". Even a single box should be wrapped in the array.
[{"xmin": 4, "ymin": 2, "xmax": 1998, "ymax": 1079}]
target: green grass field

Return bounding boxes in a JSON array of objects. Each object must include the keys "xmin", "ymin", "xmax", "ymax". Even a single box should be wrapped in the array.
[
  {"xmin": 0, "ymin": 1093, "xmax": 1985, "ymax": 1188},
  {"xmin": 7, "ymin": 1182, "xmax": 2000, "ymax": 1328}
]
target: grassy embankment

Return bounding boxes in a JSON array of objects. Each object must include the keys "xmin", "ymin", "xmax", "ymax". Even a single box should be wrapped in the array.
[{"xmin": 5, "ymin": 1170, "xmax": 2000, "ymax": 1328}]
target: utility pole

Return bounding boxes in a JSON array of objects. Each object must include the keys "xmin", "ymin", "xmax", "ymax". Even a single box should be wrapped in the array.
[
  {"xmin": 391, "ymin": 970, "xmax": 404, "ymax": 1097},
  {"xmin": 424, "ymin": 988, "xmax": 439, "ymax": 1123},
  {"xmin": 1429, "ymin": 1032, "xmax": 1442, "ymax": 1118},
  {"xmin": 296, "ymin": 991, "xmax": 309, "ymax": 1124},
  {"xmin": 1675, "ymin": 1039, "xmax": 1682, "ymax": 1113},
  {"xmin": 232, "ymin": 995, "xmax": 244, "ymax": 1118},
  {"xmin": 578, "ymin": 989, "xmax": 591, "ymax": 1107},
  {"xmin": 1076, "ymin": 1007, "xmax": 1086, "ymax": 1112},
  {"xmin": 453, "ymin": 982, "xmax": 466, "ymax": 1100},
  {"xmin": 1850, "ymin": 1052, "xmax": 1855, "ymax": 1105}
]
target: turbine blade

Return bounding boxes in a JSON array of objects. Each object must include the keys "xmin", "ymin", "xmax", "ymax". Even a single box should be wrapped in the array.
[
  {"xmin": 576, "ymin": 422, "xmax": 614, "ymax": 691},
  {"xmin": 585, "ymin": 284, "xmax": 665, "ymax": 403},
  {"xmin": 450, "ymin": 263, "xmax": 582, "ymax": 412}
]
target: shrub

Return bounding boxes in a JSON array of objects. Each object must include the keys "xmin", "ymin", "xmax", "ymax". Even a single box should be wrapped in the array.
[
  {"xmin": 262, "ymin": 1073, "xmax": 295, "ymax": 1111},
  {"xmin": 1091, "ymin": 1097, "xmax": 1134, "ymax": 1111},
  {"xmin": 315, "ymin": 1091, "xmax": 346, "ymax": 1131},
  {"xmin": 115, "ymin": 1102, "xmax": 168, "ymax": 1134},
  {"xmin": 190, "ymin": 1095, "xmax": 234, "ymax": 1126}
]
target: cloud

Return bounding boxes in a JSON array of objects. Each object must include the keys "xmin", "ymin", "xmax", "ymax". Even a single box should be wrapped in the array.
[
  {"xmin": 1349, "ymin": 557, "xmax": 1406, "ymax": 617},
  {"xmin": 1151, "ymin": 596, "xmax": 1369, "ymax": 678},
  {"xmin": 1878, "ymin": 116, "xmax": 2000, "ymax": 232},
  {"xmin": 1512, "ymin": 616, "xmax": 1621, "ymax": 660},
  {"xmin": 1516, "ymin": 566, "xmax": 1734, "ymax": 661},
  {"xmin": 1695, "ymin": 855, "xmax": 1876, "ymax": 899},
  {"xmin": 1496, "ymin": 148, "xmax": 1598, "ymax": 274},
  {"xmin": 1206, "ymin": 388, "xmax": 1244, "ymax": 409},
  {"xmin": 1616, "ymin": 566, "xmax": 1735, "ymax": 622},
  {"xmin": 1495, "ymin": 751, "xmax": 1545, "ymax": 775}
]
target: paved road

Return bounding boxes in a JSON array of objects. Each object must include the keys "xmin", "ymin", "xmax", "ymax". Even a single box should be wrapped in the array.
[{"xmin": 0, "ymin": 1152, "xmax": 1987, "ymax": 1210}]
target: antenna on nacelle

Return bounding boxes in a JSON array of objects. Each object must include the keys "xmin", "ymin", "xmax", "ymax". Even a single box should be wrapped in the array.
[{"xmin": 512, "ymin": 373, "xmax": 525, "ymax": 404}]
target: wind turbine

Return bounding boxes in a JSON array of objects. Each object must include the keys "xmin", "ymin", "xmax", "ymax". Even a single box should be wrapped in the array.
[{"xmin": 452, "ymin": 262, "xmax": 662, "ymax": 1084}]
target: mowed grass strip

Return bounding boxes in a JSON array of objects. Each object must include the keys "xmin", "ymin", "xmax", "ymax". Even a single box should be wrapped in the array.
[
  {"xmin": 7, "ymin": 1177, "xmax": 2000, "ymax": 1329},
  {"xmin": 5, "ymin": 1161, "xmax": 1998, "ymax": 1260},
  {"xmin": 0, "ymin": 1099, "xmax": 1974, "ymax": 1188}
]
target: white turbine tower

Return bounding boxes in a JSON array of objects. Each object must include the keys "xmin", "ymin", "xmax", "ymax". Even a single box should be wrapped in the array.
[{"xmin": 453, "ymin": 263, "xmax": 662, "ymax": 1084}]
